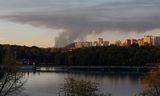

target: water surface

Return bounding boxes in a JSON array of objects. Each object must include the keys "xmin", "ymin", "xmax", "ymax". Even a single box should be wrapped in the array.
[{"xmin": 22, "ymin": 72, "xmax": 142, "ymax": 96}]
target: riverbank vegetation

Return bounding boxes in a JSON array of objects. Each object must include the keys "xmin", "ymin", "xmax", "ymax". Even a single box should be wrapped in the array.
[
  {"xmin": 54, "ymin": 45, "xmax": 160, "ymax": 66},
  {"xmin": 0, "ymin": 44, "xmax": 160, "ymax": 66},
  {"xmin": 0, "ymin": 45, "xmax": 160, "ymax": 96},
  {"xmin": 0, "ymin": 44, "xmax": 54, "ymax": 65}
]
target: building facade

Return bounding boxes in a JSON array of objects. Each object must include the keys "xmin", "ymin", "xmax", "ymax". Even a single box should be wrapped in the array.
[
  {"xmin": 103, "ymin": 41, "xmax": 109, "ymax": 47},
  {"xmin": 115, "ymin": 40, "xmax": 122, "ymax": 47},
  {"xmin": 153, "ymin": 36, "xmax": 160, "ymax": 46},
  {"xmin": 125, "ymin": 39, "xmax": 131, "ymax": 46},
  {"xmin": 98, "ymin": 38, "xmax": 104, "ymax": 46},
  {"xmin": 143, "ymin": 35, "xmax": 154, "ymax": 45}
]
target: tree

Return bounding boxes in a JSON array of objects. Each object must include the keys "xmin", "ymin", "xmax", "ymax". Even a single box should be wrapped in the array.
[
  {"xmin": 0, "ymin": 73, "xmax": 25, "ymax": 96},
  {"xmin": 2, "ymin": 49, "xmax": 17, "ymax": 71},
  {"xmin": 138, "ymin": 64, "xmax": 160, "ymax": 96},
  {"xmin": 53, "ymin": 46, "xmax": 160, "ymax": 66},
  {"xmin": 0, "ymin": 48, "xmax": 26, "ymax": 96}
]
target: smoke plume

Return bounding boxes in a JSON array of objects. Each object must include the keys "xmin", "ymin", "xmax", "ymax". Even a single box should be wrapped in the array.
[{"xmin": 1, "ymin": 0, "xmax": 160, "ymax": 47}]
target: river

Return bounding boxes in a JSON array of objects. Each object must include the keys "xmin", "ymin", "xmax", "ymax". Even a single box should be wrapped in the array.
[{"xmin": 19, "ymin": 72, "xmax": 144, "ymax": 96}]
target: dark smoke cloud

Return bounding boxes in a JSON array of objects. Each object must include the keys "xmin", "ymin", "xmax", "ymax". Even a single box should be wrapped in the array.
[{"xmin": 1, "ymin": 0, "xmax": 160, "ymax": 47}]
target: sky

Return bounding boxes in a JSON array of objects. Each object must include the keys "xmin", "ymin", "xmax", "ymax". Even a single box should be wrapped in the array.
[{"xmin": 0, "ymin": 0, "xmax": 160, "ymax": 47}]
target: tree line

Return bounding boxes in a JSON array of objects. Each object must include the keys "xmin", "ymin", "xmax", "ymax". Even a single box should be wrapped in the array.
[
  {"xmin": 0, "ymin": 44, "xmax": 55, "ymax": 65},
  {"xmin": 53, "ymin": 45, "xmax": 160, "ymax": 66},
  {"xmin": 0, "ymin": 44, "xmax": 160, "ymax": 66}
]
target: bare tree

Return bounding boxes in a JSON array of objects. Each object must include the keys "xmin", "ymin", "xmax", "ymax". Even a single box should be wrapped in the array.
[
  {"xmin": 0, "ymin": 72, "xmax": 25, "ymax": 96},
  {"xmin": 0, "ymin": 48, "xmax": 26, "ymax": 96}
]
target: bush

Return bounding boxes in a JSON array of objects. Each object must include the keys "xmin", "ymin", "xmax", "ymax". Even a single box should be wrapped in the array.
[{"xmin": 59, "ymin": 77, "xmax": 111, "ymax": 96}]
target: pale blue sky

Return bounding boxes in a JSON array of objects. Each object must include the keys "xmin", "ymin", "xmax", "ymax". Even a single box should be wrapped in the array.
[{"xmin": 0, "ymin": 0, "xmax": 160, "ymax": 47}]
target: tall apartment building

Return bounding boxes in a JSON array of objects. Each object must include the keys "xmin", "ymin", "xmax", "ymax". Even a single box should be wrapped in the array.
[
  {"xmin": 98, "ymin": 38, "xmax": 104, "ymax": 46},
  {"xmin": 143, "ymin": 35, "xmax": 154, "ymax": 45},
  {"xmin": 131, "ymin": 39, "xmax": 138, "ymax": 45},
  {"xmin": 68, "ymin": 38, "xmax": 109, "ymax": 49},
  {"xmin": 137, "ymin": 39, "xmax": 143, "ymax": 46},
  {"xmin": 153, "ymin": 36, "xmax": 160, "ymax": 46},
  {"xmin": 75, "ymin": 41, "xmax": 93, "ymax": 48},
  {"xmin": 82, "ymin": 41, "xmax": 92, "ymax": 47},
  {"xmin": 75, "ymin": 42, "xmax": 83, "ymax": 48},
  {"xmin": 93, "ymin": 41, "xmax": 98, "ymax": 46},
  {"xmin": 140, "ymin": 35, "xmax": 160, "ymax": 46},
  {"xmin": 103, "ymin": 41, "xmax": 109, "ymax": 47},
  {"xmin": 115, "ymin": 40, "xmax": 122, "ymax": 47},
  {"xmin": 125, "ymin": 39, "xmax": 131, "ymax": 46}
]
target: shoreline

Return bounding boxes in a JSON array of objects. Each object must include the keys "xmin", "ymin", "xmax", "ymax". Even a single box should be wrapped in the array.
[{"xmin": 16, "ymin": 65, "xmax": 159, "ymax": 73}]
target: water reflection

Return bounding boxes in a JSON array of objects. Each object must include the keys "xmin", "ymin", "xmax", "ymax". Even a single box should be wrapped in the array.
[
  {"xmin": 59, "ymin": 77, "xmax": 111, "ymax": 96},
  {"xmin": 23, "ymin": 72, "xmax": 141, "ymax": 96},
  {"xmin": 2, "ymin": 71, "xmax": 160, "ymax": 96},
  {"xmin": 140, "ymin": 67, "xmax": 160, "ymax": 96}
]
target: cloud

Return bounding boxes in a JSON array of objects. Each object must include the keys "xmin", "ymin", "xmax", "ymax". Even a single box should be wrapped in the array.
[{"xmin": 1, "ymin": 0, "xmax": 160, "ymax": 47}]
